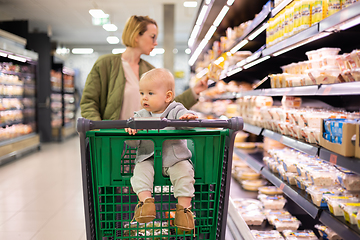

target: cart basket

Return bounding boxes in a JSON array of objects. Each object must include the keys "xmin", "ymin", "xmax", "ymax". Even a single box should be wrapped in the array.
[{"xmin": 77, "ymin": 117, "xmax": 243, "ymax": 240}]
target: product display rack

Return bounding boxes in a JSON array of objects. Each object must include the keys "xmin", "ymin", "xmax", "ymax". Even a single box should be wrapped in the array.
[
  {"xmin": 51, "ymin": 58, "xmax": 76, "ymax": 141},
  {"xmin": 191, "ymin": 0, "xmax": 360, "ymax": 239},
  {"xmin": 0, "ymin": 29, "xmax": 40, "ymax": 165}
]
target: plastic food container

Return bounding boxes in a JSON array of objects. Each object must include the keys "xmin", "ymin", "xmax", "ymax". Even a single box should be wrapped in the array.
[
  {"xmin": 317, "ymin": 47, "xmax": 341, "ymax": 57},
  {"xmin": 357, "ymin": 212, "xmax": 360, "ymax": 231},
  {"xmin": 282, "ymin": 230, "xmax": 318, "ymax": 240},
  {"xmin": 233, "ymin": 198, "xmax": 263, "ymax": 212},
  {"xmin": 314, "ymin": 224, "xmax": 341, "ymax": 240},
  {"xmin": 309, "ymin": 169, "xmax": 336, "ymax": 187},
  {"xmin": 340, "ymin": 203, "xmax": 360, "ymax": 224},
  {"xmin": 238, "ymin": 169, "xmax": 261, "ymax": 180},
  {"xmin": 258, "ymin": 195, "xmax": 287, "ymax": 209},
  {"xmin": 258, "ymin": 186, "xmax": 283, "ymax": 195},
  {"xmin": 337, "ymin": 170, "xmax": 360, "ymax": 191},
  {"xmin": 273, "ymin": 216, "xmax": 301, "ymax": 231},
  {"xmin": 324, "ymin": 195, "xmax": 360, "ymax": 216},
  {"xmin": 251, "ymin": 230, "xmax": 285, "ymax": 240},
  {"xmin": 241, "ymin": 179, "xmax": 268, "ymax": 191},
  {"xmin": 306, "ymin": 186, "xmax": 342, "ymax": 207},
  {"xmin": 264, "ymin": 209, "xmax": 292, "ymax": 225},
  {"xmin": 286, "ymin": 172, "xmax": 298, "ymax": 185},
  {"xmin": 241, "ymin": 210, "xmax": 266, "ymax": 225}
]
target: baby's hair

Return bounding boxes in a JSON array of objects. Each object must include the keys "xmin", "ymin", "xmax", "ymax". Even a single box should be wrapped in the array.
[{"xmin": 140, "ymin": 68, "xmax": 175, "ymax": 94}]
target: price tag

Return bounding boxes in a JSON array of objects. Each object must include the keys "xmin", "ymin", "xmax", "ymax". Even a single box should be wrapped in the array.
[
  {"xmin": 329, "ymin": 154, "xmax": 337, "ymax": 165},
  {"xmin": 322, "ymin": 86, "xmax": 332, "ymax": 95},
  {"xmin": 279, "ymin": 136, "xmax": 284, "ymax": 144},
  {"xmin": 279, "ymin": 183, "xmax": 285, "ymax": 190}
]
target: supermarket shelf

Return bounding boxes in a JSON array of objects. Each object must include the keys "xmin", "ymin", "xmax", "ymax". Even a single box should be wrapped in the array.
[
  {"xmin": 0, "ymin": 132, "xmax": 37, "ymax": 147},
  {"xmin": 319, "ymin": 210, "xmax": 360, "ymax": 240},
  {"xmin": 262, "ymin": 129, "xmax": 319, "ymax": 156},
  {"xmin": 262, "ymin": 24, "xmax": 319, "ymax": 56},
  {"xmin": 0, "ymin": 120, "xmax": 23, "ymax": 127},
  {"xmin": 319, "ymin": 1, "xmax": 360, "ymax": 32},
  {"xmin": 234, "ymin": 148, "xmax": 264, "ymax": 172},
  {"xmin": 316, "ymin": 82, "xmax": 360, "ymax": 96},
  {"xmin": 319, "ymin": 148, "xmax": 360, "ymax": 176},
  {"xmin": 271, "ymin": 0, "xmax": 293, "ymax": 17},
  {"xmin": 228, "ymin": 197, "xmax": 255, "ymax": 240},
  {"xmin": 243, "ymin": 123, "xmax": 263, "ymax": 135},
  {"xmin": 261, "ymin": 85, "xmax": 319, "ymax": 96}
]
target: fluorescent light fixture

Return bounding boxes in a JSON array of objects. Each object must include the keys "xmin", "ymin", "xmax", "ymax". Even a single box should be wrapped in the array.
[
  {"xmin": 0, "ymin": 52, "xmax": 7, "ymax": 57},
  {"xmin": 184, "ymin": 1, "xmax": 197, "ymax": 7},
  {"xmin": 72, "ymin": 48, "xmax": 94, "ymax": 54},
  {"xmin": 205, "ymin": 0, "xmax": 212, "ymax": 4},
  {"xmin": 190, "ymin": 25, "xmax": 201, "ymax": 40},
  {"xmin": 103, "ymin": 24, "xmax": 118, "ymax": 31},
  {"xmin": 230, "ymin": 39, "xmax": 248, "ymax": 54},
  {"xmin": 236, "ymin": 59, "xmax": 247, "ymax": 67},
  {"xmin": 107, "ymin": 36, "xmax": 120, "ymax": 44},
  {"xmin": 214, "ymin": 57, "xmax": 224, "ymax": 65},
  {"xmin": 196, "ymin": 5, "xmax": 209, "ymax": 25},
  {"xmin": 227, "ymin": 0, "xmax": 235, "ymax": 6},
  {"xmin": 112, "ymin": 48, "xmax": 126, "ymax": 54},
  {"xmin": 56, "ymin": 47, "xmax": 70, "ymax": 55},
  {"xmin": 213, "ymin": 6, "xmax": 229, "ymax": 27},
  {"xmin": 246, "ymin": 53, "xmax": 260, "ymax": 63},
  {"xmin": 243, "ymin": 56, "xmax": 270, "ymax": 69},
  {"xmin": 8, "ymin": 55, "xmax": 27, "ymax": 62},
  {"xmin": 196, "ymin": 68, "xmax": 209, "ymax": 78},
  {"xmin": 185, "ymin": 48, "xmax": 191, "ymax": 54},
  {"xmin": 227, "ymin": 67, "xmax": 243, "ymax": 76},
  {"xmin": 226, "ymin": 52, "xmax": 232, "ymax": 56},
  {"xmin": 204, "ymin": 25, "xmax": 217, "ymax": 40},
  {"xmin": 150, "ymin": 48, "xmax": 165, "ymax": 56},
  {"xmin": 188, "ymin": 38, "xmax": 195, "ymax": 47},
  {"xmin": 339, "ymin": 16, "xmax": 360, "ymax": 30},
  {"xmin": 188, "ymin": 38, "xmax": 208, "ymax": 66},
  {"xmin": 272, "ymin": 32, "xmax": 331, "ymax": 57},
  {"xmin": 89, "ymin": 9, "xmax": 107, "ymax": 18},
  {"xmin": 248, "ymin": 23, "xmax": 269, "ymax": 41}
]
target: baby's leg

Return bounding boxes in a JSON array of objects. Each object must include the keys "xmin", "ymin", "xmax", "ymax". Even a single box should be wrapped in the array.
[
  {"xmin": 167, "ymin": 160, "xmax": 195, "ymax": 208},
  {"xmin": 131, "ymin": 159, "xmax": 154, "ymax": 201}
]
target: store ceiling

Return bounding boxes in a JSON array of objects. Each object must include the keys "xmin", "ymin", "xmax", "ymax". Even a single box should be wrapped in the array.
[{"xmin": 0, "ymin": 0, "xmax": 201, "ymax": 52}]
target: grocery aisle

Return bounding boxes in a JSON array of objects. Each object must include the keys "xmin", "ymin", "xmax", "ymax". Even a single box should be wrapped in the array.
[{"xmin": 0, "ymin": 136, "xmax": 86, "ymax": 240}]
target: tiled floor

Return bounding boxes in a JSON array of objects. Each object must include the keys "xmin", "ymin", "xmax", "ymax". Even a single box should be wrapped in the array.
[{"xmin": 0, "ymin": 136, "xmax": 86, "ymax": 240}]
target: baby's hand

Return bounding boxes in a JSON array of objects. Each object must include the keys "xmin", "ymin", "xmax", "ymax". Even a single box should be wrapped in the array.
[
  {"xmin": 179, "ymin": 113, "xmax": 198, "ymax": 120},
  {"xmin": 125, "ymin": 128, "xmax": 137, "ymax": 135}
]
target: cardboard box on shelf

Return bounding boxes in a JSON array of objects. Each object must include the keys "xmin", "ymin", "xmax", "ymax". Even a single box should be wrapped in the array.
[{"xmin": 320, "ymin": 119, "xmax": 357, "ymax": 157}]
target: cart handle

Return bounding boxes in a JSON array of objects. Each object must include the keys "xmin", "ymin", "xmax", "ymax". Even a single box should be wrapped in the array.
[{"xmin": 77, "ymin": 117, "xmax": 243, "ymax": 133}]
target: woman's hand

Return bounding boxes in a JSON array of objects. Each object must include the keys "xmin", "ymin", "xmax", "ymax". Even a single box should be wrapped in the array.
[
  {"xmin": 125, "ymin": 128, "xmax": 138, "ymax": 135},
  {"xmin": 193, "ymin": 76, "xmax": 209, "ymax": 95},
  {"xmin": 179, "ymin": 113, "xmax": 198, "ymax": 120}
]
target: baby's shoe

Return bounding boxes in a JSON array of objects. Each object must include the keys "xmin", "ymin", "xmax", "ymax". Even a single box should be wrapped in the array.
[
  {"xmin": 134, "ymin": 197, "xmax": 156, "ymax": 223},
  {"xmin": 174, "ymin": 204, "xmax": 195, "ymax": 231}
]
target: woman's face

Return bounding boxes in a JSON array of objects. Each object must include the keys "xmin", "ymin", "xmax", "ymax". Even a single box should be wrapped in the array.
[{"xmin": 137, "ymin": 24, "xmax": 158, "ymax": 55}]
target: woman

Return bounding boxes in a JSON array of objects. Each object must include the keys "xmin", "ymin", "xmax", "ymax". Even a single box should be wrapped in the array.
[{"xmin": 80, "ymin": 15, "xmax": 208, "ymax": 121}]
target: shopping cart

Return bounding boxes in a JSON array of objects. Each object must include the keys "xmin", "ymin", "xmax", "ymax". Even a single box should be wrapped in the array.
[{"xmin": 77, "ymin": 117, "xmax": 243, "ymax": 240}]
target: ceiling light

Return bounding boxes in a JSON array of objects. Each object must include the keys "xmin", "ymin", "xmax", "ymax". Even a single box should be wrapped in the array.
[
  {"xmin": 196, "ymin": 68, "xmax": 209, "ymax": 78},
  {"xmin": 56, "ymin": 47, "xmax": 70, "ymax": 55},
  {"xmin": 107, "ymin": 36, "xmax": 120, "ymax": 44},
  {"xmin": 0, "ymin": 52, "xmax": 7, "ymax": 57},
  {"xmin": 103, "ymin": 24, "xmax": 118, "ymax": 31},
  {"xmin": 89, "ymin": 9, "xmax": 107, "ymax": 18},
  {"xmin": 190, "ymin": 25, "xmax": 201, "ymax": 40},
  {"xmin": 227, "ymin": 0, "xmax": 235, "ymax": 6},
  {"xmin": 185, "ymin": 48, "xmax": 191, "ymax": 54},
  {"xmin": 112, "ymin": 48, "xmax": 126, "ymax": 54},
  {"xmin": 205, "ymin": 0, "xmax": 212, "ymax": 4},
  {"xmin": 243, "ymin": 56, "xmax": 270, "ymax": 69},
  {"xmin": 8, "ymin": 55, "xmax": 27, "ymax": 62},
  {"xmin": 204, "ymin": 25, "xmax": 217, "ymax": 40},
  {"xmin": 248, "ymin": 23, "xmax": 269, "ymax": 41},
  {"xmin": 188, "ymin": 38, "xmax": 208, "ymax": 66},
  {"xmin": 188, "ymin": 38, "xmax": 195, "ymax": 47},
  {"xmin": 72, "ymin": 48, "xmax": 94, "ymax": 54},
  {"xmin": 230, "ymin": 39, "xmax": 249, "ymax": 54},
  {"xmin": 173, "ymin": 48, "xmax": 178, "ymax": 54},
  {"xmin": 150, "ymin": 48, "xmax": 165, "ymax": 56},
  {"xmin": 184, "ymin": 1, "xmax": 197, "ymax": 7},
  {"xmin": 196, "ymin": 5, "xmax": 209, "ymax": 25},
  {"xmin": 213, "ymin": 5, "xmax": 229, "ymax": 27},
  {"xmin": 227, "ymin": 67, "xmax": 243, "ymax": 76}
]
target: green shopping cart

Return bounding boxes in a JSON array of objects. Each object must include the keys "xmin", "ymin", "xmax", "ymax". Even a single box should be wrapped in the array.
[{"xmin": 77, "ymin": 117, "xmax": 243, "ymax": 240}]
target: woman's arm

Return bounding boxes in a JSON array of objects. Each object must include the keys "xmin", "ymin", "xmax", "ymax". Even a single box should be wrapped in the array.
[
  {"xmin": 174, "ymin": 76, "xmax": 208, "ymax": 109},
  {"xmin": 80, "ymin": 64, "xmax": 102, "ymax": 121}
]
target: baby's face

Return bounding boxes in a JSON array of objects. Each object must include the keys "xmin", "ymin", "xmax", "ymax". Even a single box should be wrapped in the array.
[{"xmin": 139, "ymin": 78, "xmax": 170, "ymax": 114}]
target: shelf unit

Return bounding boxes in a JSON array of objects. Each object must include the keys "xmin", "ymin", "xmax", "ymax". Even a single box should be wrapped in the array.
[
  {"xmin": 0, "ymin": 29, "xmax": 40, "ymax": 165},
  {"xmin": 191, "ymin": 0, "xmax": 360, "ymax": 238}
]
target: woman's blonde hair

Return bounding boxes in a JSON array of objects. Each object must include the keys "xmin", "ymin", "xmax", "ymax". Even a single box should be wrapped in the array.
[{"xmin": 122, "ymin": 15, "xmax": 157, "ymax": 47}]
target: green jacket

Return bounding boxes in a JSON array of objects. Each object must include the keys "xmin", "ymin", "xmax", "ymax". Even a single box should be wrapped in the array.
[{"xmin": 80, "ymin": 53, "xmax": 197, "ymax": 121}]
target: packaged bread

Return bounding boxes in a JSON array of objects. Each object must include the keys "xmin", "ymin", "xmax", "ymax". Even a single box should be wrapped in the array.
[
  {"xmin": 207, "ymin": 62, "xmax": 223, "ymax": 81},
  {"xmin": 258, "ymin": 186, "xmax": 283, "ymax": 195},
  {"xmin": 314, "ymin": 224, "xmax": 341, "ymax": 240},
  {"xmin": 282, "ymin": 230, "xmax": 318, "ymax": 240},
  {"xmin": 251, "ymin": 230, "xmax": 285, "ymax": 240},
  {"xmin": 241, "ymin": 179, "xmax": 267, "ymax": 191}
]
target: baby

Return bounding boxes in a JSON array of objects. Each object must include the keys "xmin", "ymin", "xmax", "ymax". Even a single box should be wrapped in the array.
[{"xmin": 125, "ymin": 68, "xmax": 197, "ymax": 232}]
